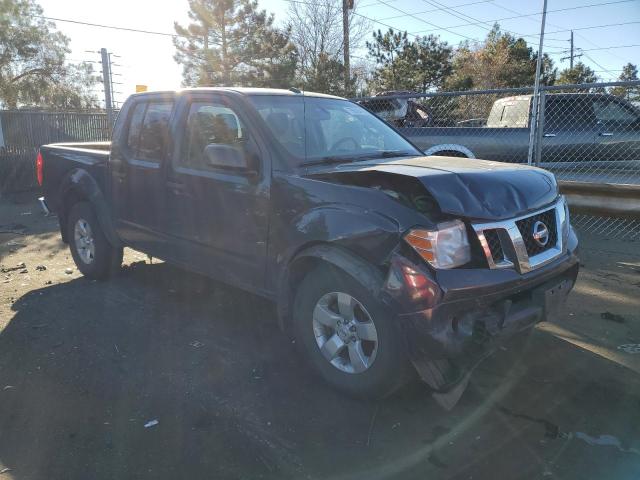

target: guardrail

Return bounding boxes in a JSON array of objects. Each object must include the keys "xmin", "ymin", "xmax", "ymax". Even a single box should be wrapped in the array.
[{"xmin": 559, "ymin": 181, "xmax": 640, "ymax": 219}]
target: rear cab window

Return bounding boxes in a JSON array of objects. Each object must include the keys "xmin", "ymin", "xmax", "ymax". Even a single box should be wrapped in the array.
[{"xmin": 125, "ymin": 99, "xmax": 174, "ymax": 163}]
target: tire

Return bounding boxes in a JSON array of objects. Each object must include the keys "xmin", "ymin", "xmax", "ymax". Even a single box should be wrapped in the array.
[
  {"xmin": 293, "ymin": 265, "xmax": 411, "ymax": 398},
  {"xmin": 432, "ymin": 150, "xmax": 468, "ymax": 158},
  {"xmin": 67, "ymin": 201, "xmax": 123, "ymax": 280}
]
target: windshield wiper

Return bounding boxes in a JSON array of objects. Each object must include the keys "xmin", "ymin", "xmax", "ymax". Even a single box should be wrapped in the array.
[
  {"xmin": 376, "ymin": 150, "xmax": 417, "ymax": 158},
  {"xmin": 301, "ymin": 156, "xmax": 357, "ymax": 167}
]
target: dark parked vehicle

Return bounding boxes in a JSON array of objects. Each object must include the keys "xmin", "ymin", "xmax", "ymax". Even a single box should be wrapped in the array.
[
  {"xmin": 367, "ymin": 93, "xmax": 640, "ymax": 166},
  {"xmin": 37, "ymin": 88, "xmax": 579, "ymax": 401}
]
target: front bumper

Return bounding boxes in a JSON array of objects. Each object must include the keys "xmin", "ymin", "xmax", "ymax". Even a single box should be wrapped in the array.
[{"xmin": 386, "ymin": 228, "xmax": 579, "ymax": 364}]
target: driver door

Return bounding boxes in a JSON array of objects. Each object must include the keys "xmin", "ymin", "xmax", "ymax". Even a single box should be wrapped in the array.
[{"xmin": 164, "ymin": 93, "xmax": 270, "ymax": 292}]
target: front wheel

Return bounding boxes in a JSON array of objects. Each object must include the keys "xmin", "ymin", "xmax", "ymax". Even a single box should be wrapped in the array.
[
  {"xmin": 67, "ymin": 201, "xmax": 123, "ymax": 280},
  {"xmin": 293, "ymin": 265, "xmax": 411, "ymax": 398}
]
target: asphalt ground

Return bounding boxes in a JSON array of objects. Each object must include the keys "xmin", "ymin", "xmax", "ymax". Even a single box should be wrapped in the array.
[{"xmin": 1, "ymin": 193, "xmax": 639, "ymax": 480}]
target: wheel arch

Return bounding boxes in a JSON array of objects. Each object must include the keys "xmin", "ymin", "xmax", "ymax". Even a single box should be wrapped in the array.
[
  {"xmin": 423, "ymin": 143, "xmax": 475, "ymax": 158},
  {"xmin": 57, "ymin": 169, "xmax": 121, "ymax": 247},
  {"xmin": 276, "ymin": 243, "xmax": 386, "ymax": 333}
]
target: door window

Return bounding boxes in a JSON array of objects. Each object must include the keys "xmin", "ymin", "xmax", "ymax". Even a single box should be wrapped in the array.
[
  {"xmin": 593, "ymin": 99, "xmax": 638, "ymax": 125},
  {"xmin": 544, "ymin": 97, "xmax": 595, "ymax": 132},
  {"xmin": 125, "ymin": 101, "xmax": 174, "ymax": 162},
  {"xmin": 180, "ymin": 102, "xmax": 246, "ymax": 171}
]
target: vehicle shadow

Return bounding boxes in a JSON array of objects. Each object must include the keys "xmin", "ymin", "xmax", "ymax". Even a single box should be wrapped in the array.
[{"xmin": 1, "ymin": 261, "xmax": 639, "ymax": 480}]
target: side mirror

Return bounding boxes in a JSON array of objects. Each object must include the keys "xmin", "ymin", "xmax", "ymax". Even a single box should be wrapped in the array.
[{"xmin": 204, "ymin": 143, "xmax": 252, "ymax": 172}]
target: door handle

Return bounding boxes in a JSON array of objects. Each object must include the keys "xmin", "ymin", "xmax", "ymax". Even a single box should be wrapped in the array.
[
  {"xmin": 599, "ymin": 132, "xmax": 614, "ymax": 136},
  {"xmin": 543, "ymin": 133, "xmax": 556, "ymax": 137}
]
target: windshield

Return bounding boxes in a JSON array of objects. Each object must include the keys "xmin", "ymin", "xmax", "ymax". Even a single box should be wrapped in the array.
[{"xmin": 248, "ymin": 95, "xmax": 420, "ymax": 165}]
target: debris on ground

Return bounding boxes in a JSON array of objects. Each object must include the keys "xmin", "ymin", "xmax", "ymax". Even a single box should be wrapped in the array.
[
  {"xmin": 35, "ymin": 265, "xmax": 47, "ymax": 271},
  {"xmin": 600, "ymin": 312, "xmax": 625, "ymax": 323},
  {"xmin": 144, "ymin": 419, "xmax": 159, "ymax": 428},
  {"xmin": 64, "ymin": 268, "xmax": 73, "ymax": 274},
  {"xmin": 1, "ymin": 263, "xmax": 25, "ymax": 273}
]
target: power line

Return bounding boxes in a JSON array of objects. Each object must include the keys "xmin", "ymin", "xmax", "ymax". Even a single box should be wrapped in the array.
[
  {"xmin": 409, "ymin": 0, "xmax": 640, "ymax": 35},
  {"xmin": 489, "ymin": 0, "xmax": 632, "ymax": 63},
  {"xmin": 373, "ymin": 0, "xmax": 479, "ymax": 41},
  {"xmin": 545, "ymin": 20, "xmax": 640, "ymax": 35},
  {"xmin": 574, "ymin": 43, "xmax": 640, "ymax": 53},
  {"xmin": 29, "ymin": 15, "xmax": 177, "ymax": 37},
  {"xmin": 583, "ymin": 53, "xmax": 614, "ymax": 74},
  {"xmin": 418, "ymin": 0, "xmax": 563, "ymax": 43},
  {"xmin": 376, "ymin": 0, "xmax": 496, "ymax": 22}
]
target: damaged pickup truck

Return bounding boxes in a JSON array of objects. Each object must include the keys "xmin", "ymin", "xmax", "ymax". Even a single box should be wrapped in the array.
[{"xmin": 37, "ymin": 88, "xmax": 579, "ymax": 402}]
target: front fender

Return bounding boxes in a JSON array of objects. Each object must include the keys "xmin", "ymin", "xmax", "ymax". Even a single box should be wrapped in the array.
[
  {"xmin": 289, "ymin": 204, "xmax": 401, "ymax": 264},
  {"xmin": 274, "ymin": 205, "xmax": 401, "ymax": 332},
  {"xmin": 57, "ymin": 168, "xmax": 121, "ymax": 247}
]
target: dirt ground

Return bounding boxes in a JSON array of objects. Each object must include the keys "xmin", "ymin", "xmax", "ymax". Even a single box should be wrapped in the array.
[{"xmin": 1, "ymin": 192, "xmax": 639, "ymax": 480}]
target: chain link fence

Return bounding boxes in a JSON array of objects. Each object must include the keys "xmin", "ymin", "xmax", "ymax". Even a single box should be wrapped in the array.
[
  {"xmin": 0, "ymin": 110, "xmax": 113, "ymax": 193},
  {"xmin": 355, "ymin": 80, "xmax": 640, "ymax": 239}
]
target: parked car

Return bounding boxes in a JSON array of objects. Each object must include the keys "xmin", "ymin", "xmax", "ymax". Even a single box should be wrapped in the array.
[
  {"xmin": 393, "ymin": 93, "xmax": 640, "ymax": 168},
  {"xmin": 37, "ymin": 88, "xmax": 579, "ymax": 401}
]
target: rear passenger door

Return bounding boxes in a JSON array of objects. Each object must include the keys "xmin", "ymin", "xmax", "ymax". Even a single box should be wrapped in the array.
[{"xmin": 110, "ymin": 97, "xmax": 174, "ymax": 253}]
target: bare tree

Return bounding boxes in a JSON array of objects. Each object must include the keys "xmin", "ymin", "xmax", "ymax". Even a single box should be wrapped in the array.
[{"xmin": 286, "ymin": 0, "xmax": 370, "ymax": 95}]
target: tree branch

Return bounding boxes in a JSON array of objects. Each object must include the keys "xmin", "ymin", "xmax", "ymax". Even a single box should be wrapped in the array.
[{"xmin": 11, "ymin": 67, "xmax": 50, "ymax": 83}]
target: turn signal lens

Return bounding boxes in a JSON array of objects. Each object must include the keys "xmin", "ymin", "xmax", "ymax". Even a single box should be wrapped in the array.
[{"xmin": 404, "ymin": 220, "xmax": 471, "ymax": 269}]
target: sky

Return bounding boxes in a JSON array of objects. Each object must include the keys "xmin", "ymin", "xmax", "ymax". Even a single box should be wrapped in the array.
[{"xmin": 36, "ymin": 0, "xmax": 640, "ymax": 107}]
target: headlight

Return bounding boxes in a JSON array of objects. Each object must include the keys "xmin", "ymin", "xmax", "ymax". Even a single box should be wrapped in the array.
[{"xmin": 404, "ymin": 219, "xmax": 471, "ymax": 269}]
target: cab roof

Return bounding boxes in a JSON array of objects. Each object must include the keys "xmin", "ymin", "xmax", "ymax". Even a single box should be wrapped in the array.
[{"xmin": 129, "ymin": 87, "xmax": 344, "ymax": 101}]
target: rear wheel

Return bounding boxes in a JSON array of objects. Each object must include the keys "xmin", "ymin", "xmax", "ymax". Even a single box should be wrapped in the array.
[
  {"xmin": 293, "ymin": 265, "xmax": 411, "ymax": 398},
  {"xmin": 67, "ymin": 201, "xmax": 122, "ymax": 280}
]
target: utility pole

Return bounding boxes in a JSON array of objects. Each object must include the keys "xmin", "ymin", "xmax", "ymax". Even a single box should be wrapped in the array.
[
  {"xmin": 343, "ymin": 0, "xmax": 354, "ymax": 93},
  {"xmin": 560, "ymin": 30, "xmax": 582, "ymax": 68},
  {"xmin": 527, "ymin": 0, "xmax": 547, "ymax": 166},
  {"xmin": 100, "ymin": 48, "xmax": 114, "ymax": 126},
  {"xmin": 570, "ymin": 30, "xmax": 574, "ymax": 69}
]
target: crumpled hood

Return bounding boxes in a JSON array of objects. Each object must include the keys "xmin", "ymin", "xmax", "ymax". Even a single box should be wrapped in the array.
[{"xmin": 322, "ymin": 156, "xmax": 559, "ymax": 221}]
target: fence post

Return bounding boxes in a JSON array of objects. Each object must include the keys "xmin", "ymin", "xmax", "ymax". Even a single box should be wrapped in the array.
[
  {"xmin": 535, "ymin": 90, "xmax": 546, "ymax": 167},
  {"xmin": 101, "ymin": 48, "xmax": 114, "ymax": 128}
]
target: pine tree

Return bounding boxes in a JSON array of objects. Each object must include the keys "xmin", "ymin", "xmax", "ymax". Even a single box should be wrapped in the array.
[
  {"xmin": 173, "ymin": 0, "xmax": 297, "ymax": 88},
  {"xmin": 611, "ymin": 63, "xmax": 639, "ymax": 101}
]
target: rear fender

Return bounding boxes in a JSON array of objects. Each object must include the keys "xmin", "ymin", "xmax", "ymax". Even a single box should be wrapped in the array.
[{"xmin": 57, "ymin": 168, "xmax": 121, "ymax": 247}]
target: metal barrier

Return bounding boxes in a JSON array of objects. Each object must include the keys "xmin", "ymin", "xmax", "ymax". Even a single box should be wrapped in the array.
[
  {"xmin": 354, "ymin": 80, "xmax": 640, "ymax": 239},
  {"xmin": 0, "ymin": 110, "xmax": 113, "ymax": 192}
]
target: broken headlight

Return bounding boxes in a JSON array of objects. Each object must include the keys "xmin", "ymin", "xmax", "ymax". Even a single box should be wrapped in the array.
[{"xmin": 404, "ymin": 220, "xmax": 471, "ymax": 269}]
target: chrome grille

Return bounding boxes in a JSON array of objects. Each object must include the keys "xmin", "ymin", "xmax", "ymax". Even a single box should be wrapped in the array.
[
  {"xmin": 473, "ymin": 199, "xmax": 568, "ymax": 274},
  {"xmin": 483, "ymin": 229, "xmax": 504, "ymax": 263},
  {"xmin": 515, "ymin": 208, "xmax": 558, "ymax": 257}
]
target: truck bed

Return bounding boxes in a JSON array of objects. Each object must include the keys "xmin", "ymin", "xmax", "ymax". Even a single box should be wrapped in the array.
[{"xmin": 39, "ymin": 142, "xmax": 111, "ymax": 215}]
